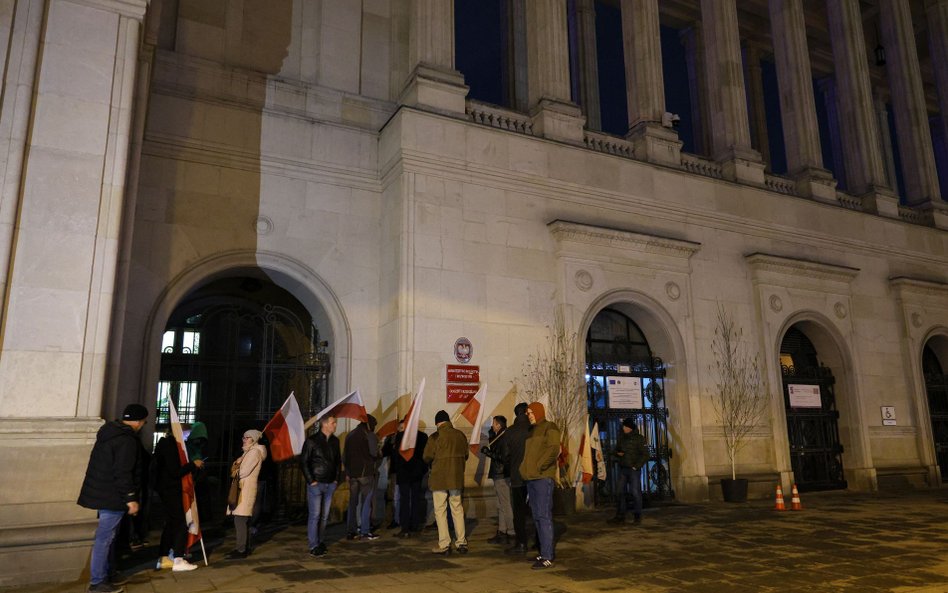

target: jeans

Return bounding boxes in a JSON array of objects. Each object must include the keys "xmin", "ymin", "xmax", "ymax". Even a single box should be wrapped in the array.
[
  {"xmin": 616, "ymin": 466, "xmax": 643, "ymax": 517},
  {"xmin": 90, "ymin": 510, "xmax": 125, "ymax": 585},
  {"xmin": 347, "ymin": 476, "xmax": 375, "ymax": 535},
  {"xmin": 307, "ymin": 482, "xmax": 337, "ymax": 549},
  {"xmin": 432, "ymin": 489, "xmax": 466, "ymax": 550},
  {"xmin": 526, "ymin": 478, "xmax": 554, "ymax": 560}
]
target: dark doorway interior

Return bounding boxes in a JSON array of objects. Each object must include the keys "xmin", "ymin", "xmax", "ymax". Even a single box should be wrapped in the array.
[{"xmin": 922, "ymin": 344, "xmax": 948, "ymax": 483}]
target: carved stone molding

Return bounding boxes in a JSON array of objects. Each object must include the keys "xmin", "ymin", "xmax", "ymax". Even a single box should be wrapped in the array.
[
  {"xmin": 549, "ymin": 220, "xmax": 701, "ymax": 260},
  {"xmin": 665, "ymin": 281, "xmax": 681, "ymax": 301},
  {"xmin": 574, "ymin": 269, "xmax": 594, "ymax": 292},
  {"xmin": 769, "ymin": 294, "xmax": 783, "ymax": 312},
  {"xmin": 890, "ymin": 277, "xmax": 948, "ymax": 301},
  {"xmin": 834, "ymin": 302, "xmax": 847, "ymax": 319},
  {"xmin": 745, "ymin": 253, "xmax": 859, "ymax": 284}
]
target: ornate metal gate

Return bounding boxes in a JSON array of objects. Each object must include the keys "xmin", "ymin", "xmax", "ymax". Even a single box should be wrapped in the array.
[
  {"xmin": 157, "ymin": 291, "xmax": 331, "ymax": 522},
  {"xmin": 781, "ymin": 327, "xmax": 846, "ymax": 492},
  {"xmin": 585, "ymin": 308, "xmax": 674, "ymax": 505},
  {"xmin": 922, "ymin": 345, "xmax": 948, "ymax": 483}
]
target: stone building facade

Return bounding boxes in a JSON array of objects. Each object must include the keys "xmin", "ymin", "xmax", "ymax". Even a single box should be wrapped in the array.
[{"xmin": 1, "ymin": 0, "xmax": 947, "ymax": 585}]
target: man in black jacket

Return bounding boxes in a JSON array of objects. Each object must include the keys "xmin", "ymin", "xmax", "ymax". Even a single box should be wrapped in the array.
[
  {"xmin": 481, "ymin": 415, "xmax": 512, "ymax": 544},
  {"xmin": 302, "ymin": 415, "xmax": 342, "ymax": 556},
  {"xmin": 152, "ymin": 429, "xmax": 203, "ymax": 571},
  {"xmin": 343, "ymin": 414, "xmax": 379, "ymax": 540},
  {"xmin": 78, "ymin": 404, "xmax": 148, "ymax": 593},
  {"xmin": 382, "ymin": 419, "xmax": 428, "ymax": 537},
  {"xmin": 503, "ymin": 403, "xmax": 531, "ymax": 555}
]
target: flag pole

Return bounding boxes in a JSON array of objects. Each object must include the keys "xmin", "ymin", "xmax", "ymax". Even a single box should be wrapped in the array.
[{"xmin": 199, "ymin": 537, "xmax": 208, "ymax": 566}]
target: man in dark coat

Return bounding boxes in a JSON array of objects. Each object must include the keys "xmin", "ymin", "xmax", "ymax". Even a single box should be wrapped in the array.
[
  {"xmin": 302, "ymin": 415, "xmax": 342, "ymax": 556},
  {"xmin": 78, "ymin": 404, "xmax": 148, "ymax": 593},
  {"xmin": 423, "ymin": 410, "xmax": 469, "ymax": 554},
  {"xmin": 481, "ymin": 415, "xmax": 512, "ymax": 544},
  {"xmin": 382, "ymin": 418, "xmax": 428, "ymax": 537},
  {"xmin": 343, "ymin": 414, "xmax": 379, "ymax": 540},
  {"xmin": 502, "ymin": 402, "xmax": 531, "ymax": 555},
  {"xmin": 610, "ymin": 417, "xmax": 649, "ymax": 525}
]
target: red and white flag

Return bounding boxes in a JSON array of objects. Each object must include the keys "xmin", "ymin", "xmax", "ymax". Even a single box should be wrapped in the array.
[
  {"xmin": 461, "ymin": 384, "xmax": 487, "ymax": 454},
  {"xmin": 168, "ymin": 400, "xmax": 201, "ymax": 553},
  {"xmin": 314, "ymin": 389, "xmax": 369, "ymax": 424},
  {"xmin": 591, "ymin": 421, "xmax": 606, "ymax": 481},
  {"xmin": 263, "ymin": 393, "xmax": 306, "ymax": 463},
  {"xmin": 399, "ymin": 378, "xmax": 425, "ymax": 461},
  {"xmin": 579, "ymin": 416, "xmax": 594, "ymax": 484}
]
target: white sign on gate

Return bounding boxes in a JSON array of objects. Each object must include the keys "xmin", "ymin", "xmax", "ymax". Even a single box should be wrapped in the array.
[
  {"xmin": 788, "ymin": 384, "xmax": 822, "ymax": 408},
  {"xmin": 607, "ymin": 376, "xmax": 643, "ymax": 409}
]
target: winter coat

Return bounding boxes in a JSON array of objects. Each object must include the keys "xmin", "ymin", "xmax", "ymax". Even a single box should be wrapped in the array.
[
  {"xmin": 227, "ymin": 443, "xmax": 267, "ymax": 517},
  {"xmin": 78, "ymin": 420, "xmax": 144, "ymax": 512},
  {"xmin": 301, "ymin": 431, "xmax": 342, "ymax": 484},
  {"xmin": 482, "ymin": 428, "xmax": 510, "ymax": 480},
  {"xmin": 153, "ymin": 434, "xmax": 200, "ymax": 495},
  {"xmin": 519, "ymin": 419, "xmax": 561, "ymax": 482},
  {"xmin": 382, "ymin": 430, "xmax": 429, "ymax": 484},
  {"xmin": 505, "ymin": 414, "xmax": 531, "ymax": 487},
  {"xmin": 423, "ymin": 421, "xmax": 468, "ymax": 491},
  {"xmin": 615, "ymin": 430, "xmax": 649, "ymax": 469},
  {"xmin": 343, "ymin": 417, "xmax": 379, "ymax": 479}
]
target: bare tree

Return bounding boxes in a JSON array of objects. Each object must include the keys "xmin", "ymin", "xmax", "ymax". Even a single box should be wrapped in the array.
[
  {"xmin": 710, "ymin": 305, "xmax": 768, "ymax": 480},
  {"xmin": 519, "ymin": 310, "xmax": 587, "ymax": 486}
]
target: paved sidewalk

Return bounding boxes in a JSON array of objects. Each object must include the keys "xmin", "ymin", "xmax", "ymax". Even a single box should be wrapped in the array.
[{"xmin": 11, "ymin": 488, "xmax": 948, "ymax": 593}]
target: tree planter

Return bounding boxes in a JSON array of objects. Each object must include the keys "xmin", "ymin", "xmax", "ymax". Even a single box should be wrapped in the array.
[{"xmin": 720, "ymin": 478, "xmax": 748, "ymax": 503}]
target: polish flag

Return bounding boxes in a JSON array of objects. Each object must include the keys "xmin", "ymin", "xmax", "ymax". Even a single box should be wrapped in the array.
[
  {"xmin": 399, "ymin": 378, "xmax": 425, "ymax": 461},
  {"xmin": 591, "ymin": 421, "xmax": 607, "ymax": 481},
  {"xmin": 263, "ymin": 393, "xmax": 306, "ymax": 463},
  {"xmin": 579, "ymin": 417, "xmax": 594, "ymax": 483},
  {"xmin": 314, "ymin": 389, "xmax": 369, "ymax": 424},
  {"xmin": 168, "ymin": 400, "xmax": 202, "ymax": 556},
  {"xmin": 461, "ymin": 384, "xmax": 487, "ymax": 454},
  {"xmin": 376, "ymin": 417, "xmax": 400, "ymax": 439}
]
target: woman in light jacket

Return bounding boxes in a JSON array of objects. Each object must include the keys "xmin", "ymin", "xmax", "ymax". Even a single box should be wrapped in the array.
[{"xmin": 226, "ymin": 429, "xmax": 267, "ymax": 558}]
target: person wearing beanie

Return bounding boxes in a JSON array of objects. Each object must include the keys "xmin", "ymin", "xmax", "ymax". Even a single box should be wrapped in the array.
[
  {"xmin": 423, "ymin": 410, "xmax": 469, "ymax": 554},
  {"xmin": 226, "ymin": 429, "xmax": 268, "ymax": 558},
  {"xmin": 609, "ymin": 417, "xmax": 648, "ymax": 525},
  {"xmin": 503, "ymin": 402, "xmax": 531, "ymax": 556},
  {"xmin": 78, "ymin": 403, "xmax": 149, "ymax": 593},
  {"xmin": 382, "ymin": 417, "xmax": 429, "ymax": 538},
  {"xmin": 519, "ymin": 401, "xmax": 561, "ymax": 569},
  {"xmin": 344, "ymin": 414, "xmax": 380, "ymax": 540}
]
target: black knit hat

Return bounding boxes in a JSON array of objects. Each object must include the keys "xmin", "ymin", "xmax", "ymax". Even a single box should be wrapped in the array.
[
  {"xmin": 622, "ymin": 417, "xmax": 636, "ymax": 430},
  {"xmin": 435, "ymin": 410, "xmax": 450, "ymax": 424},
  {"xmin": 122, "ymin": 404, "xmax": 149, "ymax": 421}
]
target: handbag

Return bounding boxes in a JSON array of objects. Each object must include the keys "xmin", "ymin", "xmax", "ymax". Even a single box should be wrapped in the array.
[{"xmin": 227, "ymin": 476, "xmax": 241, "ymax": 510}]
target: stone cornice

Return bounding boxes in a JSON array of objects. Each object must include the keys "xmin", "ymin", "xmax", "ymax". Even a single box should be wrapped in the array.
[
  {"xmin": 745, "ymin": 253, "xmax": 859, "ymax": 283},
  {"xmin": 63, "ymin": 0, "xmax": 147, "ymax": 19},
  {"xmin": 0, "ymin": 418, "xmax": 103, "ymax": 440},
  {"xmin": 889, "ymin": 276, "xmax": 948, "ymax": 299},
  {"xmin": 548, "ymin": 220, "xmax": 701, "ymax": 260}
]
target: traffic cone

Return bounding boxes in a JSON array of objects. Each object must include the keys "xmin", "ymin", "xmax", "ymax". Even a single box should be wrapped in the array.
[
  {"xmin": 774, "ymin": 484, "xmax": 786, "ymax": 511},
  {"xmin": 790, "ymin": 483, "xmax": 803, "ymax": 511}
]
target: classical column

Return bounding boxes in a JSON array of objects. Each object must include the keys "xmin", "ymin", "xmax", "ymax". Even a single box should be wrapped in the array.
[
  {"xmin": 743, "ymin": 44, "xmax": 771, "ymax": 171},
  {"xmin": 576, "ymin": 0, "xmax": 601, "ymax": 130},
  {"xmin": 825, "ymin": 0, "xmax": 897, "ymax": 216},
  {"xmin": 400, "ymin": 0, "xmax": 468, "ymax": 115},
  {"xmin": 506, "ymin": 0, "xmax": 529, "ymax": 113},
  {"xmin": 930, "ymin": 0, "xmax": 948, "ymax": 201},
  {"xmin": 769, "ymin": 0, "xmax": 837, "ymax": 201},
  {"xmin": 0, "ymin": 0, "xmax": 147, "ymax": 585},
  {"xmin": 817, "ymin": 77, "xmax": 848, "ymax": 192},
  {"xmin": 622, "ymin": 0, "xmax": 681, "ymax": 165},
  {"xmin": 879, "ymin": 1, "xmax": 942, "ymax": 207},
  {"xmin": 699, "ymin": 0, "xmax": 764, "ymax": 183},
  {"xmin": 873, "ymin": 89, "xmax": 899, "ymax": 193},
  {"xmin": 680, "ymin": 24, "xmax": 711, "ymax": 156},
  {"xmin": 525, "ymin": 0, "xmax": 585, "ymax": 143}
]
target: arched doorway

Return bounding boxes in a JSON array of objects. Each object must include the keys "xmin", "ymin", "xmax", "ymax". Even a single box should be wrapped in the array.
[
  {"xmin": 585, "ymin": 307, "xmax": 673, "ymax": 505},
  {"xmin": 922, "ymin": 339, "xmax": 948, "ymax": 483},
  {"xmin": 155, "ymin": 275, "xmax": 331, "ymax": 521},
  {"xmin": 780, "ymin": 326, "xmax": 846, "ymax": 491}
]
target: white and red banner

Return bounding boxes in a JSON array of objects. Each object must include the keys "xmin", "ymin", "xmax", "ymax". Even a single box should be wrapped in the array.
[
  {"xmin": 263, "ymin": 393, "xmax": 306, "ymax": 463},
  {"xmin": 578, "ymin": 417, "xmax": 594, "ymax": 484},
  {"xmin": 168, "ymin": 400, "xmax": 202, "ymax": 553},
  {"xmin": 314, "ymin": 389, "xmax": 369, "ymax": 424},
  {"xmin": 460, "ymin": 384, "xmax": 487, "ymax": 454},
  {"xmin": 399, "ymin": 378, "xmax": 425, "ymax": 461},
  {"xmin": 591, "ymin": 421, "xmax": 606, "ymax": 481}
]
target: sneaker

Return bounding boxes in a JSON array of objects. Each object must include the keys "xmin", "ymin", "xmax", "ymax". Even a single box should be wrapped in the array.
[
  {"xmin": 309, "ymin": 546, "xmax": 327, "ymax": 557},
  {"xmin": 88, "ymin": 583, "xmax": 124, "ymax": 593},
  {"xmin": 360, "ymin": 532, "xmax": 380, "ymax": 541},
  {"xmin": 431, "ymin": 545, "xmax": 451, "ymax": 555},
  {"xmin": 172, "ymin": 557, "xmax": 199, "ymax": 572},
  {"xmin": 346, "ymin": 532, "xmax": 358, "ymax": 540},
  {"xmin": 531, "ymin": 557, "xmax": 554, "ymax": 570},
  {"xmin": 455, "ymin": 544, "xmax": 468, "ymax": 554},
  {"xmin": 317, "ymin": 542, "xmax": 328, "ymax": 553},
  {"xmin": 155, "ymin": 555, "xmax": 173, "ymax": 570},
  {"xmin": 225, "ymin": 549, "xmax": 249, "ymax": 560}
]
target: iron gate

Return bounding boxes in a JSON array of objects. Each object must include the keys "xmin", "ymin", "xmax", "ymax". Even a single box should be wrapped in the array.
[{"xmin": 923, "ymin": 346, "xmax": 948, "ymax": 482}]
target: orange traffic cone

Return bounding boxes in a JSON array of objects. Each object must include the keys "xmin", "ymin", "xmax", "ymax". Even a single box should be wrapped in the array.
[
  {"xmin": 790, "ymin": 483, "xmax": 803, "ymax": 511},
  {"xmin": 774, "ymin": 484, "xmax": 786, "ymax": 511}
]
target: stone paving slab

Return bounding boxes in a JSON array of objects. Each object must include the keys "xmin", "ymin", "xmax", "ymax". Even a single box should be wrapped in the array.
[{"xmin": 7, "ymin": 488, "xmax": 948, "ymax": 593}]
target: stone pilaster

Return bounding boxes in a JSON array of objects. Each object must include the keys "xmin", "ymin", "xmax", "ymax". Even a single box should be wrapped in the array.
[
  {"xmin": 699, "ymin": 0, "xmax": 764, "ymax": 184},
  {"xmin": 506, "ymin": 0, "xmax": 529, "ymax": 114},
  {"xmin": 743, "ymin": 44, "xmax": 771, "ymax": 171},
  {"xmin": 879, "ymin": 0, "xmax": 942, "ymax": 206},
  {"xmin": 576, "ymin": 0, "xmax": 601, "ymax": 130},
  {"xmin": 873, "ymin": 89, "xmax": 899, "ymax": 193},
  {"xmin": 825, "ymin": 0, "xmax": 896, "ymax": 214},
  {"xmin": 769, "ymin": 0, "xmax": 837, "ymax": 202},
  {"xmin": 0, "ymin": 0, "xmax": 147, "ymax": 585},
  {"xmin": 929, "ymin": 0, "xmax": 948, "ymax": 199},
  {"xmin": 680, "ymin": 24, "xmax": 712, "ymax": 156},
  {"xmin": 526, "ymin": 0, "xmax": 585, "ymax": 143},
  {"xmin": 622, "ymin": 0, "xmax": 680, "ymax": 165},
  {"xmin": 817, "ymin": 77, "xmax": 848, "ymax": 191},
  {"xmin": 400, "ymin": 0, "xmax": 468, "ymax": 115}
]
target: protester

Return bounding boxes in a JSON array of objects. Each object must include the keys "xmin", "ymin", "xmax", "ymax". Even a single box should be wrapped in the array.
[
  {"xmin": 77, "ymin": 404, "xmax": 148, "ymax": 593},
  {"xmin": 153, "ymin": 427, "xmax": 202, "ymax": 571},
  {"xmin": 344, "ymin": 414, "xmax": 380, "ymax": 540},
  {"xmin": 609, "ymin": 417, "xmax": 649, "ymax": 525},
  {"xmin": 301, "ymin": 415, "xmax": 342, "ymax": 557},
  {"xmin": 503, "ymin": 403, "xmax": 531, "ymax": 556},
  {"xmin": 383, "ymin": 418, "xmax": 429, "ymax": 537},
  {"xmin": 226, "ymin": 429, "xmax": 267, "ymax": 558},
  {"xmin": 481, "ymin": 415, "xmax": 513, "ymax": 545},
  {"xmin": 520, "ymin": 402, "xmax": 560, "ymax": 569},
  {"xmin": 423, "ymin": 410, "xmax": 469, "ymax": 554}
]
